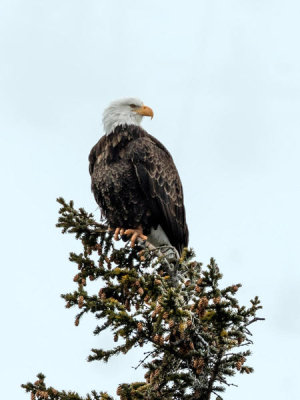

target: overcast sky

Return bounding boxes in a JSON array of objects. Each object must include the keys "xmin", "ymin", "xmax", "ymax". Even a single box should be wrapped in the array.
[{"xmin": 1, "ymin": 0, "xmax": 299, "ymax": 399}]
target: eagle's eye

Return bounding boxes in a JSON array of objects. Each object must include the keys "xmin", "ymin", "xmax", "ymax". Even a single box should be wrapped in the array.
[{"xmin": 129, "ymin": 104, "xmax": 137, "ymax": 108}]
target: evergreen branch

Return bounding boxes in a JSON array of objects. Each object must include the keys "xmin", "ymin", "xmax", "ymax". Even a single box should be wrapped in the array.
[
  {"xmin": 21, "ymin": 373, "xmax": 113, "ymax": 400},
  {"xmin": 22, "ymin": 198, "xmax": 264, "ymax": 400}
]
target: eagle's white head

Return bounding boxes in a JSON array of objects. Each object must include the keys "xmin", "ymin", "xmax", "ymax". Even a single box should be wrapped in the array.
[{"xmin": 102, "ymin": 97, "xmax": 154, "ymax": 135}]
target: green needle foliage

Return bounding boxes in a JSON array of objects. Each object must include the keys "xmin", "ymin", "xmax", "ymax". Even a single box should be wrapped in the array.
[{"xmin": 22, "ymin": 198, "xmax": 263, "ymax": 400}]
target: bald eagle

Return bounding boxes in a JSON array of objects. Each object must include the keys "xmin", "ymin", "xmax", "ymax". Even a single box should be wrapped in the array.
[{"xmin": 89, "ymin": 98, "xmax": 188, "ymax": 256}]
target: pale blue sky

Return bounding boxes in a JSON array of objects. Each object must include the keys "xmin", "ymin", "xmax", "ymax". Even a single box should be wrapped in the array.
[{"xmin": 1, "ymin": 0, "xmax": 299, "ymax": 398}]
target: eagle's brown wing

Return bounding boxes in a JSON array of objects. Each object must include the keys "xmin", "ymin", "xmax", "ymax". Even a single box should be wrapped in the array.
[
  {"xmin": 89, "ymin": 135, "xmax": 106, "ymax": 176},
  {"xmin": 127, "ymin": 135, "xmax": 188, "ymax": 254}
]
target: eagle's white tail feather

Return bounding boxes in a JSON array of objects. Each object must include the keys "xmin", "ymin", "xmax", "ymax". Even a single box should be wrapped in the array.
[{"xmin": 147, "ymin": 225, "xmax": 179, "ymax": 261}]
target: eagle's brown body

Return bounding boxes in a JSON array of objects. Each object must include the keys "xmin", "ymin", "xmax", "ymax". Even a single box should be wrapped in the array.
[{"xmin": 89, "ymin": 124, "xmax": 188, "ymax": 254}]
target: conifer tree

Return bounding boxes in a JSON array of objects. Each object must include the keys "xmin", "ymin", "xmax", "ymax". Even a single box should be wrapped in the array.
[{"xmin": 22, "ymin": 198, "xmax": 263, "ymax": 400}]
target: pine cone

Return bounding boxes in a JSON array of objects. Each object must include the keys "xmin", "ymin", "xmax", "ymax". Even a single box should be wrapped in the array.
[
  {"xmin": 162, "ymin": 311, "xmax": 169, "ymax": 319},
  {"xmin": 213, "ymin": 296, "xmax": 221, "ymax": 304},
  {"xmin": 78, "ymin": 296, "xmax": 84, "ymax": 308},
  {"xmin": 137, "ymin": 322, "xmax": 143, "ymax": 332},
  {"xmin": 169, "ymin": 320, "xmax": 175, "ymax": 328},
  {"xmin": 153, "ymin": 334, "xmax": 160, "ymax": 343},
  {"xmin": 138, "ymin": 287, "xmax": 144, "ymax": 295}
]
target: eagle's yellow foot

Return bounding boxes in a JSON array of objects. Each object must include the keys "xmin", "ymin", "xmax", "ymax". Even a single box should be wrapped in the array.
[
  {"xmin": 113, "ymin": 227, "xmax": 125, "ymax": 241},
  {"xmin": 113, "ymin": 227, "xmax": 147, "ymax": 247},
  {"xmin": 124, "ymin": 227, "xmax": 148, "ymax": 248}
]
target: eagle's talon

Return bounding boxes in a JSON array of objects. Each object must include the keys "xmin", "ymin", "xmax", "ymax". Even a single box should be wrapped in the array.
[
  {"xmin": 124, "ymin": 228, "xmax": 148, "ymax": 247},
  {"xmin": 113, "ymin": 227, "xmax": 147, "ymax": 247},
  {"xmin": 114, "ymin": 227, "xmax": 121, "ymax": 241},
  {"xmin": 130, "ymin": 232, "xmax": 139, "ymax": 248}
]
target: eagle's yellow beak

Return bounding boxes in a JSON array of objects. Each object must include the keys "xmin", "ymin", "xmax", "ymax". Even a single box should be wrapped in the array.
[{"xmin": 135, "ymin": 105, "xmax": 154, "ymax": 119}]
